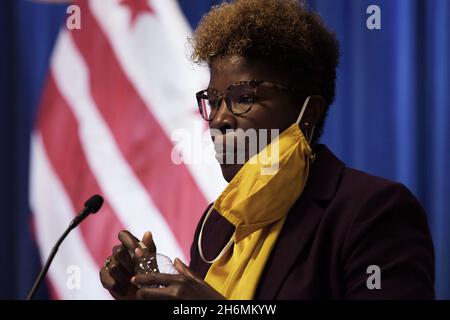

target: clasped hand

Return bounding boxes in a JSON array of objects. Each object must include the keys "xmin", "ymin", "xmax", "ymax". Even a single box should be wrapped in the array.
[{"xmin": 99, "ymin": 230, "xmax": 225, "ymax": 300}]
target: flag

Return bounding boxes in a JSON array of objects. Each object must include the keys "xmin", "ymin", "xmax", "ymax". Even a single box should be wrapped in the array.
[{"xmin": 29, "ymin": 0, "xmax": 226, "ymax": 299}]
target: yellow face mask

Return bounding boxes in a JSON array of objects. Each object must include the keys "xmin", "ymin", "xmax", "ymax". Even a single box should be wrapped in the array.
[{"xmin": 198, "ymin": 96, "xmax": 314, "ymax": 299}]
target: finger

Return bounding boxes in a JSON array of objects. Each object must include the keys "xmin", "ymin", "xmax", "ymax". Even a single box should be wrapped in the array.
[
  {"xmin": 134, "ymin": 231, "xmax": 157, "ymax": 258},
  {"xmin": 136, "ymin": 287, "xmax": 177, "ymax": 300},
  {"xmin": 132, "ymin": 273, "xmax": 182, "ymax": 287},
  {"xmin": 174, "ymin": 258, "xmax": 196, "ymax": 279},
  {"xmin": 113, "ymin": 245, "xmax": 134, "ymax": 275},
  {"xmin": 134, "ymin": 247, "xmax": 144, "ymax": 258},
  {"xmin": 141, "ymin": 231, "xmax": 157, "ymax": 252},
  {"xmin": 99, "ymin": 266, "xmax": 127, "ymax": 297},
  {"xmin": 109, "ymin": 256, "xmax": 132, "ymax": 286},
  {"xmin": 99, "ymin": 266, "xmax": 115, "ymax": 290},
  {"xmin": 118, "ymin": 230, "xmax": 140, "ymax": 254}
]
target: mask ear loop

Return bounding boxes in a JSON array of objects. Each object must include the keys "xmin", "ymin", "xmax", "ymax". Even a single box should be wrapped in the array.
[
  {"xmin": 198, "ymin": 205, "xmax": 235, "ymax": 264},
  {"xmin": 296, "ymin": 96, "xmax": 316, "ymax": 152},
  {"xmin": 296, "ymin": 96, "xmax": 310, "ymax": 125},
  {"xmin": 307, "ymin": 126, "xmax": 315, "ymax": 144}
]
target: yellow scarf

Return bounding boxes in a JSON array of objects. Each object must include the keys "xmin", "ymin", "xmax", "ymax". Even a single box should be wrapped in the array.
[{"xmin": 199, "ymin": 97, "xmax": 313, "ymax": 299}]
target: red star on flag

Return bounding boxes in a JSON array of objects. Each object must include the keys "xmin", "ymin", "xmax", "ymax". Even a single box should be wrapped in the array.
[{"xmin": 120, "ymin": 0, "xmax": 155, "ymax": 26}]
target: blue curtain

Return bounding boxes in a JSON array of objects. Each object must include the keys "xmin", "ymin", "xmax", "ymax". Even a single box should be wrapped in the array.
[
  {"xmin": 309, "ymin": 0, "xmax": 450, "ymax": 299},
  {"xmin": 0, "ymin": 0, "xmax": 448, "ymax": 299},
  {"xmin": 0, "ymin": 0, "xmax": 66, "ymax": 299}
]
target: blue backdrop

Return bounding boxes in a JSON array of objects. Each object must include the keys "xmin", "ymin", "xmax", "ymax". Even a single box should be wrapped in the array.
[{"xmin": 0, "ymin": 0, "xmax": 448, "ymax": 299}]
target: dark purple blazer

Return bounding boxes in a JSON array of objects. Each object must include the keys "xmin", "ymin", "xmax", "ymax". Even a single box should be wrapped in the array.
[{"xmin": 189, "ymin": 145, "xmax": 435, "ymax": 299}]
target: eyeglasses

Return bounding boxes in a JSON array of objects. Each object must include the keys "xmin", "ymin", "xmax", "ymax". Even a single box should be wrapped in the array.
[{"xmin": 195, "ymin": 80, "xmax": 295, "ymax": 121}]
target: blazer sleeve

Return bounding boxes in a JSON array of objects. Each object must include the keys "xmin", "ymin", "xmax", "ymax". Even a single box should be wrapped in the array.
[{"xmin": 342, "ymin": 182, "xmax": 435, "ymax": 299}]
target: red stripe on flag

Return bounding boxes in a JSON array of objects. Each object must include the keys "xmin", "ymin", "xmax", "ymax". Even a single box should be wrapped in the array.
[
  {"xmin": 37, "ymin": 74, "xmax": 124, "ymax": 267},
  {"xmin": 45, "ymin": 273, "xmax": 61, "ymax": 300},
  {"xmin": 71, "ymin": 0, "xmax": 208, "ymax": 256}
]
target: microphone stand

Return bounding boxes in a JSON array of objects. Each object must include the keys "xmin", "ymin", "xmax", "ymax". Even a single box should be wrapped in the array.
[
  {"xmin": 27, "ymin": 224, "xmax": 75, "ymax": 300},
  {"xmin": 27, "ymin": 195, "xmax": 103, "ymax": 300}
]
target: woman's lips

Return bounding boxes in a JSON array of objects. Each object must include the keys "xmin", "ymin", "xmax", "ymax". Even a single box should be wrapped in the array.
[
  {"xmin": 212, "ymin": 130, "xmax": 268, "ymax": 164},
  {"xmin": 213, "ymin": 133, "xmax": 246, "ymax": 164}
]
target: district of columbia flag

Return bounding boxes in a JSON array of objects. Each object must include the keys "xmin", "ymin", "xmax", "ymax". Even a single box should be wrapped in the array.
[{"xmin": 30, "ymin": 0, "xmax": 226, "ymax": 299}]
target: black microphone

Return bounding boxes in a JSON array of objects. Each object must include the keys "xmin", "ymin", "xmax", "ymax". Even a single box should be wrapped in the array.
[{"xmin": 27, "ymin": 194, "xmax": 104, "ymax": 300}]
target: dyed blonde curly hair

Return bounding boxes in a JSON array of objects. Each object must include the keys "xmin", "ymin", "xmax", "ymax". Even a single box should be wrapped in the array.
[{"xmin": 191, "ymin": 0, "xmax": 339, "ymax": 140}]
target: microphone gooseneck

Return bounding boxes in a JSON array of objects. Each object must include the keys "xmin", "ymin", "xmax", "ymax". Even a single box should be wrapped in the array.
[{"xmin": 26, "ymin": 194, "xmax": 104, "ymax": 300}]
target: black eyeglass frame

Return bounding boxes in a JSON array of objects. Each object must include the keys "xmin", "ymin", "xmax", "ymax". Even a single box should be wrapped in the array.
[{"xmin": 195, "ymin": 79, "xmax": 296, "ymax": 121}]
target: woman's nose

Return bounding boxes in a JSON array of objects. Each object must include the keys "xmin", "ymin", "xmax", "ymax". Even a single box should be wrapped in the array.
[{"xmin": 209, "ymin": 98, "xmax": 236, "ymax": 133}]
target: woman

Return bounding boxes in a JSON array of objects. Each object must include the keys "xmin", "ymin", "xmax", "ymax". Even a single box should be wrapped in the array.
[{"xmin": 99, "ymin": 0, "xmax": 434, "ymax": 299}]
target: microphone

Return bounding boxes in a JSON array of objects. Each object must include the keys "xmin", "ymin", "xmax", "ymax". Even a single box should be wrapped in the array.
[{"xmin": 27, "ymin": 194, "xmax": 104, "ymax": 300}]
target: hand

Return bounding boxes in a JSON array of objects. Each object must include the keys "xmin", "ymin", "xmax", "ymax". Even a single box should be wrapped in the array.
[
  {"xmin": 99, "ymin": 230, "xmax": 155, "ymax": 299},
  {"xmin": 132, "ymin": 258, "xmax": 226, "ymax": 300}
]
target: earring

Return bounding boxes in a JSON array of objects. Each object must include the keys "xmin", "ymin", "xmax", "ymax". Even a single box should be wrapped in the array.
[{"xmin": 304, "ymin": 122, "xmax": 309, "ymax": 127}]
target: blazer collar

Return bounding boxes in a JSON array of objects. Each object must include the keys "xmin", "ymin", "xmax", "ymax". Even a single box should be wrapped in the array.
[{"xmin": 306, "ymin": 144, "xmax": 345, "ymax": 202}]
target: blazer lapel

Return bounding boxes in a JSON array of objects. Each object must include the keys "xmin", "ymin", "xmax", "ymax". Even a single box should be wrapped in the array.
[{"xmin": 255, "ymin": 145, "xmax": 345, "ymax": 299}]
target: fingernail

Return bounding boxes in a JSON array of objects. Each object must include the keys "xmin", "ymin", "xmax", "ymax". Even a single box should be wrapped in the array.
[{"xmin": 131, "ymin": 276, "xmax": 136, "ymax": 283}]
